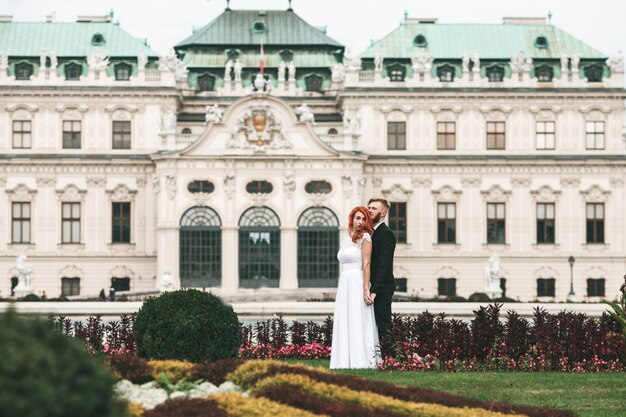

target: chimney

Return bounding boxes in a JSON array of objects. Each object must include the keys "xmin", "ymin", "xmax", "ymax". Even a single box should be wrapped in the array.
[
  {"xmin": 503, "ymin": 17, "xmax": 547, "ymax": 25},
  {"xmin": 76, "ymin": 15, "xmax": 112, "ymax": 23},
  {"xmin": 0, "ymin": 15, "xmax": 13, "ymax": 23},
  {"xmin": 405, "ymin": 17, "xmax": 438, "ymax": 24}
]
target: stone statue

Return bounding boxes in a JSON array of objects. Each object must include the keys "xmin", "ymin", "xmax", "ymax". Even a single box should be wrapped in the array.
[
  {"xmin": 560, "ymin": 54, "xmax": 569, "ymax": 73},
  {"xmin": 87, "ymin": 52, "xmax": 110, "ymax": 72},
  {"xmin": 343, "ymin": 48, "xmax": 362, "ymax": 72},
  {"xmin": 160, "ymin": 266, "xmax": 174, "ymax": 292},
  {"xmin": 571, "ymin": 54, "xmax": 580, "ymax": 73},
  {"xmin": 343, "ymin": 109, "xmax": 353, "ymax": 133},
  {"xmin": 158, "ymin": 48, "xmax": 177, "ymax": 71},
  {"xmin": 49, "ymin": 50, "xmax": 58, "ymax": 70},
  {"xmin": 224, "ymin": 59, "xmax": 233, "ymax": 81},
  {"xmin": 283, "ymin": 174, "xmax": 296, "ymax": 194},
  {"xmin": 174, "ymin": 58, "xmax": 188, "ymax": 81},
  {"xmin": 295, "ymin": 103, "xmax": 315, "ymax": 125},
  {"xmin": 607, "ymin": 52, "xmax": 624, "ymax": 74},
  {"xmin": 354, "ymin": 109, "xmax": 362, "ymax": 134},
  {"xmin": 39, "ymin": 49, "xmax": 46, "ymax": 69},
  {"xmin": 14, "ymin": 254, "xmax": 33, "ymax": 293},
  {"xmin": 205, "ymin": 104, "xmax": 223, "ymax": 124},
  {"xmin": 471, "ymin": 53, "xmax": 480, "ymax": 73},
  {"xmin": 253, "ymin": 73, "xmax": 271, "ymax": 92},
  {"xmin": 411, "ymin": 50, "xmax": 433, "ymax": 73},
  {"xmin": 483, "ymin": 255, "xmax": 503, "ymax": 298},
  {"xmin": 233, "ymin": 59, "xmax": 243, "ymax": 81},
  {"xmin": 509, "ymin": 52, "xmax": 532, "ymax": 74},
  {"xmin": 331, "ymin": 63, "xmax": 345, "ymax": 82},
  {"xmin": 278, "ymin": 60, "xmax": 286, "ymax": 82},
  {"xmin": 0, "ymin": 53, "xmax": 8, "ymax": 71},
  {"xmin": 137, "ymin": 50, "xmax": 148, "ymax": 70},
  {"xmin": 462, "ymin": 53, "xmax": 470, "ymax": 72},
  {"xmin": 288, "ymin": 61, "xmax": 296, "ymax": 81},
  {"xmin": 374, "ymin": 50, "xmax": 383, "ymax": 72}
]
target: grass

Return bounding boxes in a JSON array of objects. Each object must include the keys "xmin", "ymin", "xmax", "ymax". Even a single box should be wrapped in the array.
[{"xmin": 291, "ymin": 360, "xmax": 626, "ymax": 417}]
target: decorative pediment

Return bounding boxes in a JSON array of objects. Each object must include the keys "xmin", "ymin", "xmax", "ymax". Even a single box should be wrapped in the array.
[
  {"xmin": 6, "ymin": 183, "xmax": 37, "ymax": 202},
  {"xmin": 481, "ymin": 184, "xmax": 511, "ymax": 202},
  {"xmin": 579, "ymin": 105, "xmax": 611, "ymax": 115},
  {"xmin": 529, "ymin": 105, "xmax": 562, "ymax": 115},
  {"xmin": 106, "ymin": 184, "xmax": 137, "ymax": 202},
  {"xmin": 430, "ymin": 105, "xmax": 462, "ymax": 115},
  {"xmin": 533, "ymin": 266, "xmax": 559, "ymax": 279},
  {"xmin": 433, "ymin": 266, "xmax": 460, "ymax": 279},
  {"xmin": 379, "ymin": 105, "xmax": 413, "ymax": 115},
  {"xmin": 59, "ymin": 265, "xmax": 84, "ymax": 278},
  {"xmin": 432, "ymin": 185, "xmax": 461, "ymax": 202},
  {"xmin": 226, "ymin": 106, "xmax": 292, "ymax": 154},
  {"xmin": 580, "ymin": 185, "xmax": 610, "ymax": 202},
  {"xmin": 56, "ymin": 184, "xmax": 86, "ymax": 202},
  {"xmin": 5, "ymin": 104, "xmax": 38, "ymax": 114},
  {"xmin": 105, "ymin": 104, "xmax": 138, "ymax": 114},
  {"xmin": 582, "ymin": 266, "xmax": 608, "ymax": 279},
  {"xmin": 382, "ymin": 184, "xmax": 412, "ymax": 202},
  {"xmin": 479, "ymin": 105, "xmax": 512, "ymax": 115},
  {"xmin": 531, "ymin": 185, "xmax": 561, "ymax": 202},
  {"xmin": 109, "ymin": 265, "xmax": 136, "ymax": 279},
  {"xmin": 55, "ymin": 104, "xmax": 89, "ymax": 114}
]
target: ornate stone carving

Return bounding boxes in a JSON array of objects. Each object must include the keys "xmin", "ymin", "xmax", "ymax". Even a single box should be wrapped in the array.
[
  {"xmin": 250, "ymin": 192, "xmax": 270, "ymax": 207},
  {"xmin": 86, "ymin": 177, "xmax": 106, "ymax": 187},
  {"xmin": 607, "ymin": 52, "xmax": 624, "ymax": 74},
  {"xmin": 411, "ymin": 50, "xmax": 433, "ymax": 73},
  {"xmin": 295, "ymin": 103, "xmax": 315, "ymax": 125},
  {"xmin": 533, "ymin": 265, "xmax": 559, "ymax": 280},
  {"xmin": 382, "ymin": 184, "xmax": 412, "ymax": 202},
  {"xmin": 223, "ymin": 173, "xmax": 235, "ymax": 200},
  {"xmin": 433, "ymin": 266, "xmax": 460, "ymax": 280},
  {"xmin": 152, "ymin": 175, "xmax": 161, "ymax": 194},
  {"xmin": 36, "ymin": 177, "xmax": 55, "ymax": 187},
  {"xmin": 560, "ymin": 177, "xmax": 581, "ymax": 188},
  {"xmin": 610, "ymin": 177, "xmax": 625, "ymax": 187},
  {"xmin": 509, "ymin": 52, "xmax": 533, "ymax": 74},
  {"xmin": 461, "ymin": 177, "xmax": 481, "ymax": 188},
  {"xmin": 59, "ymin": 265, "xmax": 84, "ymax": 278},
  {"xmin": 165, "ymin": 175, "xmax": 177, "ymax": 200},
  {"xmin": 109, "ymin": 265, "xmax": 135, "ymax": 280},
  {"xmin": 531, "ymin": 185, "xmax": 561, "ymax": 202},
  {"xmin": 307, "ymin": 192, "xmax": 328, "ymax": 207},
  {"xmin": 511, "ymin": 178, "xmax": 531, "ymax": 188},
  {"xmin": 432, "ymin": 185, "xmax": 461, "ymax": 202},
  {"xmin": 481, "ymin": 184, "xmax": 511, "ymax": 202},
  {"xmin": 56, "ymin": 184, "xmax": 86, "ymax": 202},
  {"xmin": 580, "ymin": 185, "xmax": 610, "ymax": 202},
  {"xmin": 106, "ymin": 184, "xmax": 137, "ymax": 202},
  {"xmin": 205, "ymin": 104, "xmax": 223, "ymax": 124},
  {"xmin": 6, "ymin": 184, "xmax": 37, "ymax": 202},
  {"xmin": 342, "ymin": 174, "xmax": 353, "ymax": 198},
  {"xmin": 331, "ymin": 62, "xmax": 345, "ymax": 83},
  {"xmin": 227, "ymin": 107, "xmax": 292, "ymax": 153},
  {"xmin": 283, "ymin": 174, "xmax": 296, "ymax": 198},
  {"xmin": 582, "ymin": 266, "xmax": 608, "ymax": 280},
  {"xmin": 136, "ymin": 176, "xmax": 147, "ymax": 188},
  {"xmin": 87, "ymin": 52, "xmax": 109, "ymax": 75}
]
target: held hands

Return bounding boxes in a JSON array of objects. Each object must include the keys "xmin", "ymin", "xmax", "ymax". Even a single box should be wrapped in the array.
[{"xmin": 363, "ymin": 289, "xmax": 375, "ymax": 305}]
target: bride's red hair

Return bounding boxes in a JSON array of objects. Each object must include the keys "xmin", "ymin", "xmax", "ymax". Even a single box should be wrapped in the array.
[{"xmin": 348, "ymin": 206, "xmax": 374, "ymax": 242}]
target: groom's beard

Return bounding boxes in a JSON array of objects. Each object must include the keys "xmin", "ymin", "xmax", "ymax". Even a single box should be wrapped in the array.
[{"xmin": 371, "ymin": 212, "xmax": 382, "ymax": 224}]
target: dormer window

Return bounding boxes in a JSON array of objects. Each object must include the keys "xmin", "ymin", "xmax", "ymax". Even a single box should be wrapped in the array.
[
  {"xmin": 115, "ymin": 63, "xmax": 132, "ymax": 81},
  {"xmin": 64, "ymin": 63, "xmax": 82, "ymax": 80},
  {"xmin": 227, "ymin": 49, "xmax": 240, "ymax": 62},
  {"xmin": 280, "ymin": 50, "xmax": 294, "ymax": 62},
  {"xmin": 197, "ymin": 74, "xmax": 215, "ymax": 92},
  {"xmin": 437, "ymin": 64, "xmax": 455, "ymax": 82},
  {"xmin": 486, "ymin": 66, "xmax": 504, "ymax": 82},
  {"xmin": 534, "ymin": 36, "xmax": 548, "ymax": 49},
  {"xmin": 413, "ymin": 34, "xmax": 427, "ymax": 47},
  {"xmin": 15, "ymin": 62, "xmax": 33, "ymax": 80},
  {"xmin": 91, "ymin": 33, "xmax": 105, "ymax": 46},
  {"xmin": 305, "ymin": 74, "xmax": 323, "ymax": 92},
  {"xmin": 535, "ymin": 65, "xmax": 554, "ymax": 82},
  {"xmin": 584, "ymin": 65, "xmax": 604, "ymax": 82},
  {"xmin": 252, "ymin": 20, "xmax": 266, "ymax": 33},
  {"xmin": 388, "ymin": 64, "xmax": 406, "ymax": 82}
]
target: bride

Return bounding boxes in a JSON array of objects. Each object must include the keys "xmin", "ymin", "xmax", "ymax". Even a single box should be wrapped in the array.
[{"xmin": 330, "ymin": 206, "xmax": 380, "ymax": 369}]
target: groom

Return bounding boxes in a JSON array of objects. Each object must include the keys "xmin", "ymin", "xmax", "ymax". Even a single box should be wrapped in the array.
[{"xmin": 367, "ymin": 197, "xmax": 396, "ymax": 349}]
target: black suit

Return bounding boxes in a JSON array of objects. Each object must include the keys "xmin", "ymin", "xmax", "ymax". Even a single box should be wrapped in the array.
[{"xmin": 370, "ymin": 222, "xmax": 396, "ymax": 344}]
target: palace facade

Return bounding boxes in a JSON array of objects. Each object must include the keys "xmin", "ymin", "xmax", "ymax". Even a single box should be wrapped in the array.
[{"xmin": 1, "ymin": 9, "xmax": 625, "ymax": 301}]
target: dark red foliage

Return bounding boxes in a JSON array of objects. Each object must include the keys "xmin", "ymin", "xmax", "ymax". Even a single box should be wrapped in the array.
[
  {"xmin": 254, "ymin": 383, "xmax": 406, "ymax": 417},
  {"xmin": 106, "ymin": 354, "xmax": 152, "ymax": 383},
  {"xmin": 190, "ymin": 359, "xmax": 244, "ymax": 385},
  {"xmin": 49, "ymin": 314, "xmax": 136, "ymax": 354},
  {"xmin": 143, "ymin": 397, "xmax": 227, "ymax": 417}
]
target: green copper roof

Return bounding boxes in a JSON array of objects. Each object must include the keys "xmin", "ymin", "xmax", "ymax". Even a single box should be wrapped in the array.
[
  {"xmin": 182, "ymin": 50, "xmax": 337, "ymax": 68},
  {"xmin": 362, "ymin": 22, "xmax": 607, "ymax": 59},
  {"xmin": 176, "ymin": 9, "xmax": 343, "ymax": 48},
  {"xmin": 0, "ymin": 22, "xmax": 158, "ymax": 57}
]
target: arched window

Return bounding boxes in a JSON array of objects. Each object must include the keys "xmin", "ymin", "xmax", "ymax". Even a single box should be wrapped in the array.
[
  {"xmin": 246, "ymin": 180, "xmax": 273, "ymax": 194},
  {"xmin": 486, "ymin": 66, "xmax": 504, "ymax": 82},
  {"xmin": 252, "ymin": 21, "xmax": 266, "ymax": 33},
  {"xmin": 181, "ymin": 128, "xmax": 192, "ymax": 135},
  {"xmin": 413, "ymin": 34, "xmax": 427, "ymax": 47},
  {"xmin": 92, "ymin": 33, "xmax": 105, "ymax": 46},
  {"xmin": 437, "ymin": 65, "xmax": 455, "ymax": 82},
  {"xmin": 305, "ymin": 74, "xmax": 323, "ymax": 92},
  {"xmin": 584, "ymin": 65, "xmax": 603, "ymax": 82},
  {"xmin": 535, "ymin": 36, "xmax": 548, "ymax": 49},
  {"xmin": 327, "ymin": 128, "xmax": 338, "ymax": 135},
  {"xmin": 64, "ymin": 63, "xmax": 82, "ymax": 80},
  {"xmin": 280, "ymin": 49, "xmax": 294, "ymax": 62},
  {"xmin": 115, "ymin": 63, "xmax": 132, "ymax": 81},
  {"xmin": 180, "ymin": 206, "xmax": 222, "ymax": 287},
  {"xmin": 197, "ymin": 74, "xmax": 215, "ymax": 92},
  {"xmin": 238, "ymin": 206, "xmax": 280, "ymax": 288},
  {"xmin": 388, "ymin": 64, "xmax": 405, "ymax": 82},
  {"xmin": 15, "ymin": 62, "xmax": 33, "ymax": 80},
  {"xmin": 535, "ymin": 65, "xmax": 554, "ymax": 82},
  {"xmin": 297, "ymin": 207, "xmax": 340, "ymax": 287},
  {"xmin": 187, "ymin": 180, "xmax": 214, "ymax": 193}
]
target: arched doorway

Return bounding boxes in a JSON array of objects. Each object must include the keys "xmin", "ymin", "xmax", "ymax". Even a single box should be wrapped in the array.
[
  {"xmin": 297, "ymin": 207, "xmax": 340, "ymax": 287},
  {"xmin": 238, "ymin": 206, "xmax": 280, "ymax": 288},
  {"xmin": 179, "ymin": 206, "xmax": 222, "ymax": 287}
]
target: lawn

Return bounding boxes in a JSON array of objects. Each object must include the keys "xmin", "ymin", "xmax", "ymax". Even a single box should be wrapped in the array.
[{"xmin": 294, "ymin": 360, "xmax": 626, "ymax": 417}]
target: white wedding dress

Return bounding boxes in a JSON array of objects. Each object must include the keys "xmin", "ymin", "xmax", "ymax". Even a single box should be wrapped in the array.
[{"xmin": 330, "ymin": 233, "xmax": 380, "ymax": 369}]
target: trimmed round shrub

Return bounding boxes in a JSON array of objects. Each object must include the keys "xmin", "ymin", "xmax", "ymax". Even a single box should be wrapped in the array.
[
  {"xmin": 21, "ymin": 293, "xmax": 41, "ymax": 301},
  {"xmin": 468, "ymin": 292, "xmax": 491, "ymax": 302},
  {"xmin": 134, "ymin": 289, "xmax": 242, "ymax": 362},
  {"xmin": 0, "ymin": 309, "xmax": 120, "ymax": 417}
]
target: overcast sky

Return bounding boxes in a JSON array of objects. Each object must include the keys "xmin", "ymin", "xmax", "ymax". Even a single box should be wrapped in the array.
[{"xmin": 3, "ymin": 0, "xmax": 625, "ymax": 57}]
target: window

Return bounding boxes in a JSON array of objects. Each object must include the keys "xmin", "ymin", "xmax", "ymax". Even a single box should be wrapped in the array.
[
  {"xmin": 61, "ymin": 277, "xmax": 80, "ymax": 296},
  {"xmin": 535, "ymin": 65, "xmax": 554, "ymax": 82},
  {"xmin": 197, "ymin": 74, "xmax": 215, "ymax": 92},
  {"xmin": 111, "ymin": 277, "xmax": 130, "ymax": 292},
  {"xmin": 537, "ymin": 278, "xmax": 555, "ymax": 297},
  {"xmin": 537, "ymin": 203, "xmax": 555, "ymax": 244},
  {"xmin": 12, "ymin": 120, "xmax": 32, "ymax": 149},
  {"xmin": 438, "ymin": 278, "xmax": 456, "ymax": 297},
  {"xmin": 586, "ymin": 203, "xmax": 604, "ymax": 244},
  {"xmin": 585, "ymin": 121, "xmax": 605, "ymax": 150},
  {"xmin": 535, "ymin": 36, "xmax": 548, "ymax": 48},
  {"xmin": 115, "ymin": 63, "xmax": 132, "ymax": 81},
  {"xmin": 252, "ymin": 21, "xmax": 266, "ymax": 33},
  {"xmin": 239, "ymin": 207, "xmax": 281, "ymax": 288},
  {"xmin": 305, "ymin": 75, "xmax": 323, "ymax": 92},
  {"xmin": 227, "ymin": 49, "xmax": 240, "ymax": 62},
  {"xmin": 181, "ymin": 128, "xmax": 192, "ymax": 135},
  {"xmin": 15, "ymin": 62, "xmax": 33, "ymax": 80},
  {"xmin": 180, "ymin": 206, "xmax": 222, "ymax": 287},
  {"xmin": 587, "ymin": 278, "xmax": 605, "ymax": 297},
  {"xmin": 12, "ymin": 202, "xmax": 31, "ymax": 244},
  {"xmin": 387, "ymin": 121, "xmax": 406, "ymax": 150},
  {"xmin": 584, "ymin": 65, "xmax": 603, "ymax": 82},
  {"xmin": 63, "ymin": 121, "xmax": 81, "ymax": 149},
  {"xmin": 327, "ymin": 128, "xmax": 338, "ymax": 135},
  {"xmin": 437, "ymin": 65, "xmax": 455, "ymax": 82},
  {"xmin": 414, "ymin": 34, "xmax": 427, "ymax": 47},
  {"xmin": 437, "ymin": 203, "xmax": 456, "ymax": 244},
  {"xmin": 280, "ymin": 50, "xmax": 294, "ymax": 62},
  {"xmin": 11, "ymin": 277, "xmax": 18, "ymax": 297},
  {"xmin": 500, "ymin": 278, "xmax": 507, "ymax": 298},
  {"xmin": 486, "ymin": 121, "xmax": 505, "ymax": 150},
  {"xmin": 536, "ymin": 121, "xmax": 555, "ymax": 150},
  {"xmin": 388, "ymin": 202, "xmax": 407, "ymax": 243},
  {"xmin": 388, "ymin": 65, "xmax": 406, "ymax": 82},
  {"xmin": 112, "ymin": 121, "xmax": 131, "ymax": 149},
  {"xmin": 112, "ymin": 202, "xmax": 131, "ymax": 243},
  {"xmin": 297, "ymin": 207, "xmax": 340, "ymax": 287},
  {"xmin": 437, "ymin": 121, "xmax": 456, "ymax": 150},
  {"xmin": 64, "ymin": 63, "xmax": 82, "ymax": 80},
  {"xmin": 487, "ymin": 202, "xmax": 505, "ymax": 244},
  {"xmin": 62, "ymin": 202, "xmax": 81, "ymax": 244},
  {"xmin": 305, "ymin": 180, "xmax": 332, "ymax": 194},
  {"xmin": 91, "ymin": 33, "xmax": 105, "ymax": 46},
  {"xmin": 486, "ymin": 66, "xmax": 504, "ymax": 82},
  {"xmin": 246, "ymin": 180, "xmax": 273, "ymax": 194},
  {"xmin": 187, "ymin": 180, "xmax": 215, "ymax": 194}
]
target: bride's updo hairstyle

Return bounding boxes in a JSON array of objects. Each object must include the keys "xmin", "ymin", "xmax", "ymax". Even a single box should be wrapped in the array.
[{"xmin": 348, "ymin": 206, "xmax": 374, "ymax": 243}]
